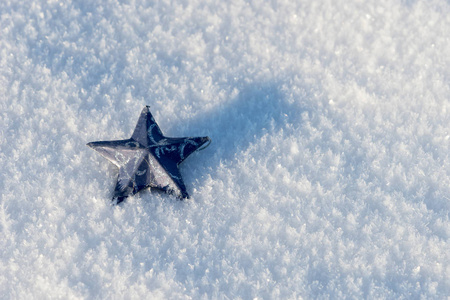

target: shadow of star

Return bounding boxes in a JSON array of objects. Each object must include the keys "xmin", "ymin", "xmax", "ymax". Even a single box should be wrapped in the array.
[{"xmin": 87, "ymin": 106, "xmax": 211, "ymax": 204}]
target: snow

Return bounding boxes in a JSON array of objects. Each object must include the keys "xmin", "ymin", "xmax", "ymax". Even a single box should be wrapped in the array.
[{"xmin": 1, "ymin": 0, "xmax": 449, "ymax": 298}]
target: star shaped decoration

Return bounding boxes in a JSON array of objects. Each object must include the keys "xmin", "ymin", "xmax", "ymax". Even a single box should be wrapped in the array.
[{"xmin": 87, "ymin": 106, "xmax": 211, "ymax": 204}]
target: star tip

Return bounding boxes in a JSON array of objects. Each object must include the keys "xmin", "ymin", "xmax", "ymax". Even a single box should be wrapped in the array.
[
  {"xmin": 198, "ymin": 137, "xmax": 211, "ymax": 151},
  {"xmin": 112, "ymin": 196, "xmax": 126, "ymax": 205},
  {"xmin": 142, "ymin": 105, "xmax": 151, "ymax": 114}
]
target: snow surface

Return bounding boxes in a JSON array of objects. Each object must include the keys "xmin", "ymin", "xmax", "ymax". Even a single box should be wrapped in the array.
[{"xmin": 1, "ymin": 0, "xmax": 449, "ymax": 298}]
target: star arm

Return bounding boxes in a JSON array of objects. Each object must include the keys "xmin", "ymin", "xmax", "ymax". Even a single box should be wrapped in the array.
[
  {"xmin": 137, "ymin": 155, "xmax": 186, "ymax": 198},
  {"xmin": 87, "ymin": 139, "xmax": 132, "ymax": 167},
  {"xmin": 113, "ymin": 167, "xmax": 136, "ymax": 198},
  {"xmin": 153, "ymin": 136, "xmax": 211, "ymax": 165},
  {"xmin": 87, "ymin": 139, "xmax": 147, "ymax": 167},
  {"xmin": 160, "ymin": 161, "xmax": 189, "ymax": 199},
  {"xmin": 131, "ymin": 106, "xmax": 165, "ymax": 147}
]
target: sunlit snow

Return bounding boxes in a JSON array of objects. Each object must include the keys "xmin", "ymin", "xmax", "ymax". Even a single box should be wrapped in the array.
[{"xmin": 0, "ymin": 0, "xmax": 449, "ymax": 298}]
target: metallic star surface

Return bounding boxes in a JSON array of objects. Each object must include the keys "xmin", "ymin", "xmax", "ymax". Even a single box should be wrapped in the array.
[{"xmin": 87, "ymin": 106, "xmax": 211, "ymax": 204}]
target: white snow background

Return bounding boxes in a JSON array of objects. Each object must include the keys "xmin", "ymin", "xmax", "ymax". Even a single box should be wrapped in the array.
[{"xmin": 1, "ymin": 0, "xmax": 449, "ymax": 298}]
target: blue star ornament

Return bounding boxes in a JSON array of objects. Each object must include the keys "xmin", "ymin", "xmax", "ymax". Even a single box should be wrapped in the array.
[{"xmin": 87, "ymin": 106, "xmax": 211, "ymax": 204}]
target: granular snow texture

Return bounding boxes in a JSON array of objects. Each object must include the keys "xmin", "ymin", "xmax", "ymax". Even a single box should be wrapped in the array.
[{"xmin": 0, "ymin": 0, "xmax": 449, "ymax": 298}]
